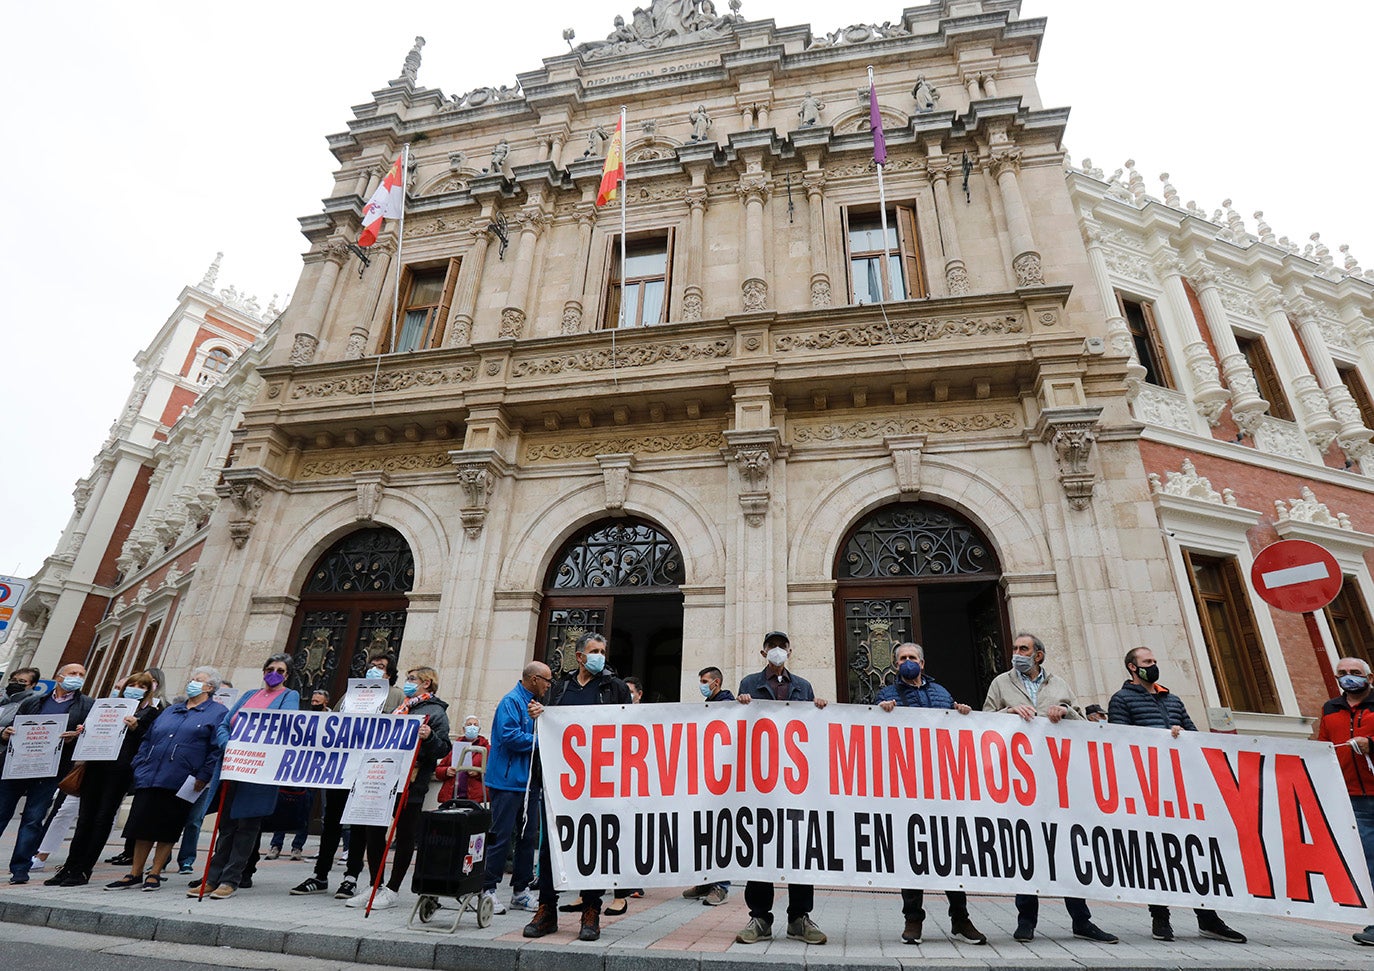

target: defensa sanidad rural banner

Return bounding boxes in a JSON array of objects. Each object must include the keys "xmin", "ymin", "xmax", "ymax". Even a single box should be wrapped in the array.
[
  {"xmin": 538, "ymin": 702, "xmax": 1373, "ymax": 923},
  {"xmin": 219, "ymin": 710, "xmax": 423, "ymax": 788}
]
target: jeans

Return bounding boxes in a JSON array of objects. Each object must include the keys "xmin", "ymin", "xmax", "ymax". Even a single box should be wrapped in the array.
[
  {"xmin": 1351, "ymin": 794, "xmax": 1374, "ymax": 887},
  {"xmin": 177, "ymin": 783, "xmax": 217, "ymax": 869},
  {"xmin": 535, "ymin": 801, "xmax": 603, "ymax": 913},
  {"xmin": 1015, "ymin": 894, "xmax": 1092, "ymax": 928},
  {"xmin": 744, "ymin": 881, "xmax": 814, "ymax": 925},
  {"xmin": 270, "ymin": 789, "xmax": 312, "ymax": 852},
  {"xmin": 903, "ymin": 888, "xmax": 969, "ymax": 921},
  {"xmin": 482, "ymin": 785, "xmax": 540, "ymax": 895},
  {"xmin": 0, "ymin": 777, "xmax": 60, "ymax": 879},
  {"xmin": 207, "ymin": 814, "xmax": 264, "ymax": 889}
]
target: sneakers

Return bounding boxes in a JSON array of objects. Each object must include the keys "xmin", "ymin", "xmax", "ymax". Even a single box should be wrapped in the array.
[
  {"xmin": 208, "ymin": 884, "xmax": 237, "ymax": 900},
  {"xmin": 950, "ymin": 915, "xmax": 988, "ymax": 944},
  {"xmin": 106, "ymin": 852, "xmax": 133, "ymax": 866},
  {"xmin": 290, "ymin": 876, "xmax": 329, "ymax": 895},
  {"xmin": 681, "ymin": 883, "xmax": 711, "ymax": 899},
  {"xmin": 703, "ymin": 886, "xmax": 728, "ymax": 906},
  {"xmin": 186, "ymin": 883, "xmax": 211, "ymax": 897},
  {"xmin": 345, "ymin": 888, "xmax": 374, "ymax": 908},
  {"xmin": 1197, "ymin": 917, "xmax": 1246, "ymax": 944},
  {"xmin": 29, "ymin": 857, "xmax": 45, "ymax": 871},
  {"xmin": 1013, "ymin": 919, "xmax": 1035, "ymax": 942},
  {"xmin": 786, "ymin": 915, "xmax": 827, "ymax": 945},
  {"xmin": 335, "ymin": 877, "xmax": 357, "ymax": 900},
  {"xmin": 1353, "ymin": 924, "xmax": 1374, "ymax": 945},
  {"xmin": 736, "ymin": 917, "xmax": 773, "ymax": 944},
  {"xmin": 178, "ymin": 864, "xmax": 195, "ymax": 875},
  {"xmin": 510, "ymin": 888, "xmax": 538, "ymax": 912},
  {"xmin": 578, "ymin": 905, "xmax": 601, "ymax": 942},
  {"xmin": 265, "ymin": 846, "xmax": 281, "ymax": 860},
  {"xmin": 483, "ymin": 889, "xmax": 508, "ymax": 915},
  {"xmin": 1151, "ymin": 913, "xmax": 1175, "ymax": 942},
  {"xmin": 1072, "ymin": 921, "xmax": 1119, "ymax": 944},
  {"xmin": 370, "ymin": 887, "xmax": 398, "ymax": 910},
  {"xmin": 902, "ymin": 917, "xmax": 923, "ymax": 944},
  {"xmin": 290, "ymin": 848, "xmax": 305, "ymax": 861},
  {"xmin": 523, "ymin": 903, "xmax": 558, "ymax": 938}
]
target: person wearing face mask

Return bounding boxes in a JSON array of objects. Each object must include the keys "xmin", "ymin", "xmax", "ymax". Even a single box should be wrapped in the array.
[
  {"xmin": 1315, "ymin": 656, "xmax": 1374, "ymax": 947},
  {"xmin": 436, "ymin": 715, "xmax": 488, "ymax": 804},
  {"xmin": 524, "ymin": 633, "xmax": 631, "ymax": 942},
  {"xmin": 733, "ymin": 632, "xmax": 830, "ymax": 947},
  {"xmin": 176, "ymin": 679, "xmax": 231, "ymax": 875},
  {"xmin": 681, "ymin": 666, "xmax": 735, "ymax": 906},
  {"xmin": 190, "ymin": 654, "xmax": 300, "ymax": 900},
  {"xmin": 1108, "ymin": 646, "xmax": 1247, "ymax": 944},
  {"xmin": 45, "ymin": 671, "xmax": 161, "ymax": 886},
  {"xmin": 1, "ymin": 667, "xmax": 43, "ymax": 735},
  {"xmin": 0, "ymin": 662, "xmax": 94, "ymax": 885},
  {"xmin": 108, "ymin": 667, "xmax": 227, "ymax": 892}
]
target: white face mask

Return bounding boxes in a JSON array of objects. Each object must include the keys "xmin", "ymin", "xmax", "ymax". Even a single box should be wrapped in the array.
[{"xmin": 766, "ymin": 646, "xmax": 789, "ymax": 668}]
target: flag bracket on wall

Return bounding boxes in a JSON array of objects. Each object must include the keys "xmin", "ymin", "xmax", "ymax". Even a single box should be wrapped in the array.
[
  {"xmin": 489, "ymin": 213, "xmax": 510, "ymax": 260},
  {"xmin": 347, "ymin": 242, "xmax": 373, "ymax": 276}
]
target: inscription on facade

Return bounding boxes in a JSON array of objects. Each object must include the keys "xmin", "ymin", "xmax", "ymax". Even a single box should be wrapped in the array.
[{"xmin": 585, "ymin": 59, "xmax": 718, "ymax": 87}]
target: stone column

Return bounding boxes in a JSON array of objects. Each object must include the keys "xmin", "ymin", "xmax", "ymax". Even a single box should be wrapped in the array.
[
  {"xmin": 1154, "ymin": 254, "xmax": 1228, "ymax": 425},
  {"xmin": 1255, "ymin": 285, "xmax": 1338, "ymax": 449},
  {"xmin": 682, "ymin": 187, "xmax": 708, "ymax": 320},
  {"xmin": 1190, "ymin": 265, "xmax": 1267, "ymax": 433},
  {"xmin": 500, "ymin": 205, "xmax": 548, "ymax": 339},
  {"xmin": 1081, "ymin": 220, "xmax": 1146, "ymax": 396},
  {"xmin": 987, "ymin": 149, "xmax": 1044, "ymax": 286},
  {"xmin": 289, "ymin": 239, "xmax": 348, "ymax": 365},
  {"xmin": 550, "ymin": 132, "xmax": 567, "ymax": 168},
  {"xmin": 562, "ymin": 205, "xmax": 598, "ymax": 333},
  {"xmin": 352, "ymin": 167, "xmax": 371, "ymax": 197},
  {"xmin": 801, "ymin": 173, "xmax": 832, "ymax": 307},
  {"xmin": 736, "ymin": 173, "xmax": 770, "ymax": 311},
  {"xmin": 1290, "ymin": 296, "xmax": 1374, "ymax": 454},
  {"xmin": 965, "ymin": 76, "xmax": 980, "ymax": 101},
  {"xmin": 981, "ymin": 74, "xmax": 999, "ymax": 98},
  {"xmin": 345, "ymin": 236, "xmax": 396, "ymax": 358},
  {"xmin": 929, "ymin": 157, "xmax": 970, "ymax": 296},
  {"xmin": 445, "ymin": 221, "xmax": 493, "ymax": 347}
]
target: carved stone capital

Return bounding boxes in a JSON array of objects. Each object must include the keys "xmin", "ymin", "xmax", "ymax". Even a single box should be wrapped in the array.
[
  {"xmin": 1012, "ymin": 252, "xmax": 1044, "ymax": 287},
  {"xmin": 1285, "ymin": 295, "xmax": 1318, "ymax": 323},
  {"xmin": 742, "ymin": 277, "xmax": 768, "ymax": 312},
  {"xmin": 596, "ymin": 454, "xmax": 634, "ymax": 511},
  {"xmin": 499, "ymin": 307, "xmax": 526, "ymax": 339},
  {"xmin": 320, "ymin": 238, "xmax": 351, "ymax": 265},
  {"xmin": 289, "ymin": 333, "xmax": 320, "ymax": 366},
  {"xmin": 735, "ymin": 174, "xmax": 771, "ymax": 205},
  {"xmin": 809, "ymin": 276, "xmax": 832, "ymax": 308},
  {"xmin": 560, "ymin": 302, "xmax": 583, "ymax": 334},
  {"xmin": 517, "ymin": 207, "xmax": 551, "ymax": 235},
  {"xmin": 1035, "ymin": 407, "xmax": 1103, "ymax": 510},
  {"xmin": 885, "ymin": 434, "xmax": 927, "ymax": 496},
  {"xmin": 944, "ymin": 261, "xmax": 970, "ymax": 295},
  {"xmin": 1152, "ymin": 253, "xmax": 1186, "ymax": 279},
  {"xmin": 353, "ymin": 470, "xmax": 390, "ymax": 522},
  {"xmin": 801, "ymin": 171, "xmax": 826, "ymax": 197},
  {"xmin": 723, "ymin": 428, "xmax": 783, "ymax": 527},
  {"xmin": 1182, "ymin": 341, "xmax": 1229, "ymax": 425},
  {"xmin": 987, "ymin": 149, "xmax": 1022, "ymax": 180},
  {"xmin": 1188, "ymin": 264, "xmax": 1220, "ymax": 291},
  {"xmin": 450, "ymin": 449, "xmax": 509, "ymax": 539},
  {"xmin": 344, "ymin": 331, "xmax": 368, "ymax": 359},
  {"xmin": 684, "ymin": 186, "xmax": 709, "ymax": 211},
  {"xmin": 682, "ymin": 287, "xmax": 704, "ymax": 322}
]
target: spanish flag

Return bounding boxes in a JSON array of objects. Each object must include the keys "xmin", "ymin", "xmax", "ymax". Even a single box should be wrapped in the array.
[{"xmin": 596, "ymin": 117, "xmax": 625, "ymax": 208}]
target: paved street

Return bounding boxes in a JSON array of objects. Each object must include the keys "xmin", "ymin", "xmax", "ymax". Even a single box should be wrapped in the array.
[{"xmin": 2, "ymin": 827, "xmax": 1371, "ymax": 969}]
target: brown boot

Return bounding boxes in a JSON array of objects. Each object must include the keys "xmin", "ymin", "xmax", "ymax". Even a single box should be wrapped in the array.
[
  {"xmin": 579, "ymin": 904, "xmax": 601, "ymax": 941},
  {"xmin": 522, "ymin": 902, "xmax": 558, "ymax": 938}
]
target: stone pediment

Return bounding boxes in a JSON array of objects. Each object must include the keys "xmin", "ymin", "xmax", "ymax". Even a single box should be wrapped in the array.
[{"xmin": 575, "ymin": 1, "xmax": 739, "ymax": 61}]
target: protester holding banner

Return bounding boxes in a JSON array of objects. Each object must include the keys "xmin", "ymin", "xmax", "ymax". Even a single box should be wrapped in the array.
[
  {"xmin": 525, "ymin": 634, "xmax": 631, "ymax": 942},
  {"xmin": 345, "ymin": 665, "xmax": 450, "ymax": 912},
  {"xmin": 195, "ymin": 654, "xmax": 300, "ymax": 900},
  {"xmin": 733, "ymin": 631, "xmax": 830, "ymax": 946},
  {"xmin": 1108, "ymin": 646, "xmax": 1247, "ymax": 944},
  {"xmin": 46, "ymin": 671, "xmax": 160, "ymax": 886},
  {"xmin": 984, "ymin": 632, "xmax": 1118, "ymax": 944},
  {"xmin": 110, "ymin": 667, "xmax": 227, "ymax": 893},
  {"xmin": 681, "ymin": 666, "xmax": 735, "ymax": 906},
  {"xmin": 875, "ymin": 641, "xmax": 989, "ymax": 946},
  {"xmin": 1316, "ymin": 656, "xmax": 1374, "ymax": 946},
  {"xmin": 0, "ymin": 662, "xmax": 93, "ymax": 885}
]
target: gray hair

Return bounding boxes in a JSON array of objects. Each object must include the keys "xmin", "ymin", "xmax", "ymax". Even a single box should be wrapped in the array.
[
  {"xmin": 1337, "ymin": 656, "xmax": 1372, "ymax": 675},
  {"xmin": 891, "ymin": 642, "xmax": 925, "ymax": 662},
  {"xmin": 188, "ymin": 666, "xmax": 223, "ymax": 691},
  {"xmin": 1015, "ymin": 632, "xmax": 1045, "ymax": 654},
  {"xmin": 576, "ymin": 631, "xmax": 608, "ymax": 652}
]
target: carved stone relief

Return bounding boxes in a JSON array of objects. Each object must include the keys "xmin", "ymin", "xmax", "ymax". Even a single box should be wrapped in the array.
[{"xmin": 775, "ymin": 313, "xmax": 1023, "ymax": 352}]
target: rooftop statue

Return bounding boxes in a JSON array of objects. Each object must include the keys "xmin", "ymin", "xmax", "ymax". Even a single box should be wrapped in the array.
[
  {"xmin": 577, "ymin": 1, "xmax": 737, "ymax": 61},
  {"xmin": 798, "ymin": 92, "xmax": 824, "ymax": 127},
  {"xmin": 808, "ymin": 22, "xmax": 909, "ymax": 49},
  {"xmin": 399, "ymin": 36, "xmax": 425, "ymax": 84}
]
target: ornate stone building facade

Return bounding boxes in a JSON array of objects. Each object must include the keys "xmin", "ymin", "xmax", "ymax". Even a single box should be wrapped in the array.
[{"xmin": 155, "ymin": 1, "xmax": 1200, "ymax": 717}]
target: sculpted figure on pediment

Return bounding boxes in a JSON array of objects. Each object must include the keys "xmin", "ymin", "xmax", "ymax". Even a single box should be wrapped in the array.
[{"xmin": 578, "ymin": 1, "xmax": 736, "ymax": 60}]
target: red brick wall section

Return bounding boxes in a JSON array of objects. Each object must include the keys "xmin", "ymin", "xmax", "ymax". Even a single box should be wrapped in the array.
[
  {"xmin": 1182, "ymin": 281, "xmax": 1243, "ymax": 445},
  {"xmin": 1140, "ymin": 441, "xmax": 1374, "ymax": 718},
  {"xmin": 158, "ymin": 385, "xmax": 200, "ymax": 431},
  {"xmin": 60, "ymin": 593, "xmax": 112, "ymax": 668}
]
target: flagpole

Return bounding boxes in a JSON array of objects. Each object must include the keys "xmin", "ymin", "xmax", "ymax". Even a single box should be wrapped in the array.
[
  {"xmin": 389, "ymin": 143, "xmax": 410, "ymax": 355},
  {"xmin": 869, "ymin": 67, "xmax": 893, "ymax": 303},
  {"xmin": 614, "ymin": 105, "xmax": 627, "ymax": 389}
]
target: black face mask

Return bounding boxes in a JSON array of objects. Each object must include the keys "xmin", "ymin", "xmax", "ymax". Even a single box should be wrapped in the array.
[
  {"xmin": 1133, "ymin": 663, "xmax": 1161, "ymax": 684},
  {"xmin": 5, "ymin": 682, "xmax": 26, "ymax": 697},
  {"xmin": 311, "ymin": 703, "xmax": 327, "ymax": 711}
]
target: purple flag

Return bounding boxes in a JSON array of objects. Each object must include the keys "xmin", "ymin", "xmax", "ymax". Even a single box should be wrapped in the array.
[{"xmin": 869, "ymin": 81, "xmax": 887, "ymax": 166}]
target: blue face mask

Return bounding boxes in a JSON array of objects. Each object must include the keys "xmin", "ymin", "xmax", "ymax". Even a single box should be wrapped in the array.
[
  {"xmin": 898, "ymin": 660, "xmax": 922, "ymax": 681},
  {"xmin": 123, "ymin": 687, "xmax": 146, "ymax": 701},
  {"xmin": 402, "ymin": 681, "xmax": 420, "ymax": 697},
  {"xmin": 186, "ymin": 681, "xmax": 205, "ymax": 699},
  {"xmin": 464, "ymin": 724, "xmax": 480, "ymax": 740},
  {"xmin": 61, "ymin": 676, "xmax": 85, "ymax": 692},
  {"xmin": 584, "ymin": 654, "xmax": 607, "ymax": 675},
  {"xmin": 699, "ymin": 682, "xmax": 713, "ymax": 698},
  {"xmin": 365, "ymin": 667, "xmax": 387, "ymax": 680},
  {"xmin": 1338, "ymin": 674, "xmax": 1370, "ymax": 694}
]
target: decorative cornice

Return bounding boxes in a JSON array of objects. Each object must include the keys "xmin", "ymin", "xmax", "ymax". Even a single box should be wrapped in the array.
[
  {"xmin": 775, "ymin": 313, "xmax": 1024, "ymax": 352},
  {"xmin": 510, "ymin": 337, "xmax": 732, "ymax": 378},
  {"xmin": 791, "ymin": 413, "xmax": 1018, "ymax": 444},
  {"xmin": 526, "ymin": 431, "xmax": 725, "ymax": 462},
  {"xmin": 289, "ymin": 365, "xmax": 476, "ymax": 400}
]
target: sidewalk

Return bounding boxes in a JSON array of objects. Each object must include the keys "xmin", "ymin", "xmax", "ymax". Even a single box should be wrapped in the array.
[{"xmin": 1, "ymin": 832, "xmax": 1370, "ymax": 970}]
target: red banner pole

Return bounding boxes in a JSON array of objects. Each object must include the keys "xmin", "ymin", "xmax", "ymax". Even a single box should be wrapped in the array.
[
  {"xmin": 363, "ymin": 721, "xmax": 425, "ymax": 917},
  {"xmin": 1303, "ymin": 610, "xmax": 1342, "ymax": 698},
  {"xmin": 197, "ymin": 782, "xmax": 229, "ymax": 901}
]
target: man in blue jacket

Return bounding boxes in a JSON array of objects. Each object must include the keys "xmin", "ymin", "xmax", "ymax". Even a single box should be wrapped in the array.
[
  {"xmin": 481, "ymin": 660, "xmax": 551, "ymax": 917},
  {"xmin": 735, "ymin": 631, "xmax": 830, "ymax": 946}
]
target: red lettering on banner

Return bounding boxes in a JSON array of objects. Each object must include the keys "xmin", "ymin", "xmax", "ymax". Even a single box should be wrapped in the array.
[
  {"xmin": 783, "ymin": 720, "xmax": 807, "ymax": 794},
  {"xmin": 736, "ymin": 720, "xmax": 748, "ymax": 793},
  {"xmin": 937, "ymin": 729, "xmax": 980, "ymax": 801},
  {"xmin": 1202, "ymin": 748, "xmax": 1274, "ymax": 898},
  {"xmin": 704, "ymin": 720, "xmax": 731, "ymax": 795},
  {"xmin": 750, "ymin": 719, "xmax": 779, "ymax": 793},
  {"xmin": 561, "ymin": 725, "xmax": 587, "ymax": 800},
  {"xmin": 1273, "ymin": 754, "xmax": 1365, "ymax": 907},
  {"xmin": 651, "ymin": 722, "xmax": 683, "ymax": 796},
  {"xmin": 871, "ymin": 726, "xmax": 885, "ymax": 797},
  {"xmin": 590, "ymin": 724, "xmax": 615, "ymax": 798},
  {"xmin": 1170, "ymin": 748, "xmax": 1191, "ymax": 820},
  {"xmin": 980, "ymin": 730, "xmax": 1010, "ymax": 803},
  {"xmin": 1010, "ymin": 733, "xmax": 1035, "ymax": 806},
  {"xmin": 621, "ymin": 723, "xmax": 650, "ymax": 797},
  {"xmin": 829, "ymin": 723, "xmax": 867, "ymax": 796},
  {"xmin": 686, "ymin": 721, "xmax": 698, "ymax": 795},
  {"xmin": 1047, "ymin": 736, "xmax": 1073, "ymax": 809},
  {"xmin": 920, "ymin": 728, "xmax": 934, "ymax": 799},
  {"xmin": 887, "ymin": 726, "xmax": 918, "ymax": 798},
  {"xmin": 1088, "ymin": 740, "xmax": 1119, "ymax": 812},
  {"xmin": 1130, "ymin": 744, "xmax": 1160, "ymax": 816}
]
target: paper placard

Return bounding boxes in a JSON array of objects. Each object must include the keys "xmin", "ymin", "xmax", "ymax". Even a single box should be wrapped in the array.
[
  {"xmin": 340, "ymin": 754, "xmax": 405, "ymax": 826},
  {"xmin": 341, "ymin": 679, "xmax": 389, "ymax": 714},
  {"xmin": 72, "ymin": 698, "xmax": 138, "ymax": 761},
  {"xmin": 2, "ymin": 714, "xmax": 65, "ymax": 780}
]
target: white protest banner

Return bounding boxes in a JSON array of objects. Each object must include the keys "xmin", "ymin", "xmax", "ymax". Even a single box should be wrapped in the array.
[
  {"xmin": 72, "ymin": 698, "xmax": 138, "ymax": 761},
  {"xmin": 341, "ymin": 753, "xmax": 408, "ymax": 826},
  {"xmin": 220, "ymin": 710, "xmax": 422, "ymax": 789},
  {"xmin": 539, "ymin": 702, "xmax": 1374, "ymax": 923},
  {"xmin": 340, "ymin": 678, "xmax": 389, "ymax": 714},
  {"xmin": 2, "ymin": 714, "xmax": 65, "ymax": 780}
]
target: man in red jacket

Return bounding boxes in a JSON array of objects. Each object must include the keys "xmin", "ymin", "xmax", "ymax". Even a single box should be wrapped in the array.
[{"xmin": 1316, "ymin": 656, "xmax": 1374, "ymax": 947}]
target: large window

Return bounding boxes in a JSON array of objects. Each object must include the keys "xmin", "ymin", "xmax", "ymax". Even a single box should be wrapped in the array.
[
  {"xmin": 1118, "ymin": 293, "xmax": 1173, "ymax": 388},
  {"xmin": 1324, "ymin": 577, "xmax": 1374, "ymax": 669},
  {"xmin": 383, "ymin": 259, "xmax": 458, "ymax": 352},
  {"xmin": 1339, "ymin": 365, "xmax": 1374, "ymax": 430},
  {"xmin": 845, "ymin": 206, "xmax": 925, "ymax": 303},
  {"xmin": 1236, "ymin": 334, "xmax": 1293, "ymax": 421},
  {"xmin": 1182, "ymin": 550, "xmax": 1280, "ymax": 713},
  {"xmin": 604, "ymin": 232, "xmax": 672, "ymax": 328}
]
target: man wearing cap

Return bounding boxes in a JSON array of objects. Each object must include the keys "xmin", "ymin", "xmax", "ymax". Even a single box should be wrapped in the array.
[
  {"xmin": 734, "ymin": 631, "xmax": 829, "ymax": 946},
  {"xmin": 1084, "ymin": 704, "xmax": 1108, "ymax": 723}
]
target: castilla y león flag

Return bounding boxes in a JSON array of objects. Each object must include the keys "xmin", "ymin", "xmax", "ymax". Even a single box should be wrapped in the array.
[
  {"xmin": 357, "ymin": 154, "xmax": 405, "ymax": 247},
  {"xmin": 596, "ymin": 119, "xmax": 625, "ymax": 208}
]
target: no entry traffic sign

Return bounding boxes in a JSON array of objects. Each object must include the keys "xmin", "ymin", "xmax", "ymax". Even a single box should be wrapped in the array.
[{"xmin": 1249, "ymin": 540, "xmax": 1342, "ymax": 613}]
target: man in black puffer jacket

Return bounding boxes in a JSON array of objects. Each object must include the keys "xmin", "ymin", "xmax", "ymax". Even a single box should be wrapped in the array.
[{"xmin": 1108, "ymin": 647, "xmax": 1246, "ymax": 945}]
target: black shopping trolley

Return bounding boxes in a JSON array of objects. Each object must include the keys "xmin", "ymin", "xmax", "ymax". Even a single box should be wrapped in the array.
[{"xmin": 408, "ymin": 749, "xmax": 492, "ymax": 932}]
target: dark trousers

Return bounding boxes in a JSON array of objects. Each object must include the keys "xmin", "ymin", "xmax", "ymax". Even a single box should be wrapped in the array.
[
  {"xmin": 535, "ymin": 802, "xmax": 604, "ymax": 913},
  {"xmin": 902, "ymin": 888, "xmax": 969, "ymax": 921},
  {"xmin": 1148, "ymin": 904, "xmax": 1219, "ymax": 927},
  {"xmin": 744, "ymin": 881, "xmax": 814, "ymax": 925},
  {"xmin": 270, "ymin": 789, "xmax": 313, "ymax": 851},
  {"xmin": 482, "ymin": 785, "xmax": 540, "ymax": 894},
  {"xmin": 1015, "ymin": 894, "xmax": 1092, "ymax": 927},
  {"xmin": 0, "ymin": 777, "xmax": 60, "ymax": 879},
  {"xmin": 64, "ymin": 763, "xmax": 132, "ymax": 877},
  {"xmin": 312, "ymin": 788, "xmax": 347, "ymax": 881},
  {"xmin": 207, "ymin": 814, "xmax": 264, "ymax": 889}
]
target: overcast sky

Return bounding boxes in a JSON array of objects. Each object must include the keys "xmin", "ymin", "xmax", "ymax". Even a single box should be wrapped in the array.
[{"xmin": 2, "ymin": 1, "xmax": 1370, "ymax": 578}]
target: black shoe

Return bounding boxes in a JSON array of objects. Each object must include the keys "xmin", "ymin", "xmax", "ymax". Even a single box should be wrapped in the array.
[
  {"xmin": 238, "ymin": 877, "xmax": 253, "ymax": 889},
  {"xmin": 558, "ymin": 896, "xmax": 585, "ymax": 913},
  {"xmin": 105, "ymin": 852, "xmax": 133, "ymax": 866},
  {"xmin": 1073, "ymin": 921, "xmax": 1119, "ymax": 944},
  {"xmin": 1013, "ymin": 919, "xmax": 1035, "ymax": 942},
  {"xmin": 43, "ymin": 869, "xmax": 71, "ymax": 887},
  {"xmin": 523, "ymin": 903, "xmax": 558, "ymax": 938},
  {"xmin": 1197, "ymin": 917, "xmax": 1246, "ymax": 944},
  {"xmin": 950, "ymin": 916, "xmax": 987, "ymax": 944},
  {"xmin": 1151, "ymin": 914, "xmax": 1175, "ymax": 941},
  {"xmin": 578, "ymin": 905, "xmax": 601, "ymax": 942},
  {"xmin": 334, "ymin": 877, "xmax": 357, "ymax": 900},
  {"xmin": 901, "ymin": 917, "xmax": 922, "ymax": 944},
  {"xmin": 1353, "ymin": 924, "xmax": 1374, "ymax": 946},
  {"xmin": 290, "ymin": 876, "xmax": 329, "ymax": 895}
]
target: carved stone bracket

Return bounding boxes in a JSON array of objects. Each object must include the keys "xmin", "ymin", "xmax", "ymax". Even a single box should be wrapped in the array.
[
  {"xmin": 289, "ymin": 333, "xmax": 320, "ymax": 366},
  {"xmin": 450, "ymin": 448, "xmax": 509, "ymax": 539},
  {"xmin": 596, "ymin": 453, "xmax": 634, "ymax": 511},
  {"xmin": 215, "ymin": 467, "xmax": 280, "ymax": 549},
  {"xmin": 499, "ymin": 308, "xmax": 526, "ymax": 339},
  {"xmin": 723, "ymin": 428, "xmax": 783, "ymax": 527},
  {"xmin": 1035, "ymin": 407, "xmax": 1102, "ymax": 511},
  {"xmin": 885, "ymin": 434, "xmax": 927, "ymax": 496},
  {"xmin": 353, "ymin": 470, "xmax": 390, "ymax": 522},
  {"xmin": 742, "ymin": 277, "xmax": 768, "ymax": 312}
]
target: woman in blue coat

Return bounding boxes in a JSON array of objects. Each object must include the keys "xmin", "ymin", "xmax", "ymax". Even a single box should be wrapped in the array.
[
  {"xmin": 190, "ymin": 653, "xmax": 299, "ymax": 900},
  {"xmin": 105, "ymin": 666, "xmax": 227, "ymax": 892}
]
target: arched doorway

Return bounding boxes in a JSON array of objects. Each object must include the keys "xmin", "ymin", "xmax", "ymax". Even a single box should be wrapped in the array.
[
  {"xmin": 284, "ymin": 526, "xmax": 415, "ymax": 702},
  {"xmin": 538, "ymin": 517, "xmax": 685, "ymax": 702},
  {"xmin": 834, "ymin": 502, "xmax": 1008, "ymax": 707}
]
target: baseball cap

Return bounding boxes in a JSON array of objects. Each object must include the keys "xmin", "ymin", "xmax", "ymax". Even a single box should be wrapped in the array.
[{"xmin": 762, "ymin": 631, "xmax": 789, "ymax": 645}]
